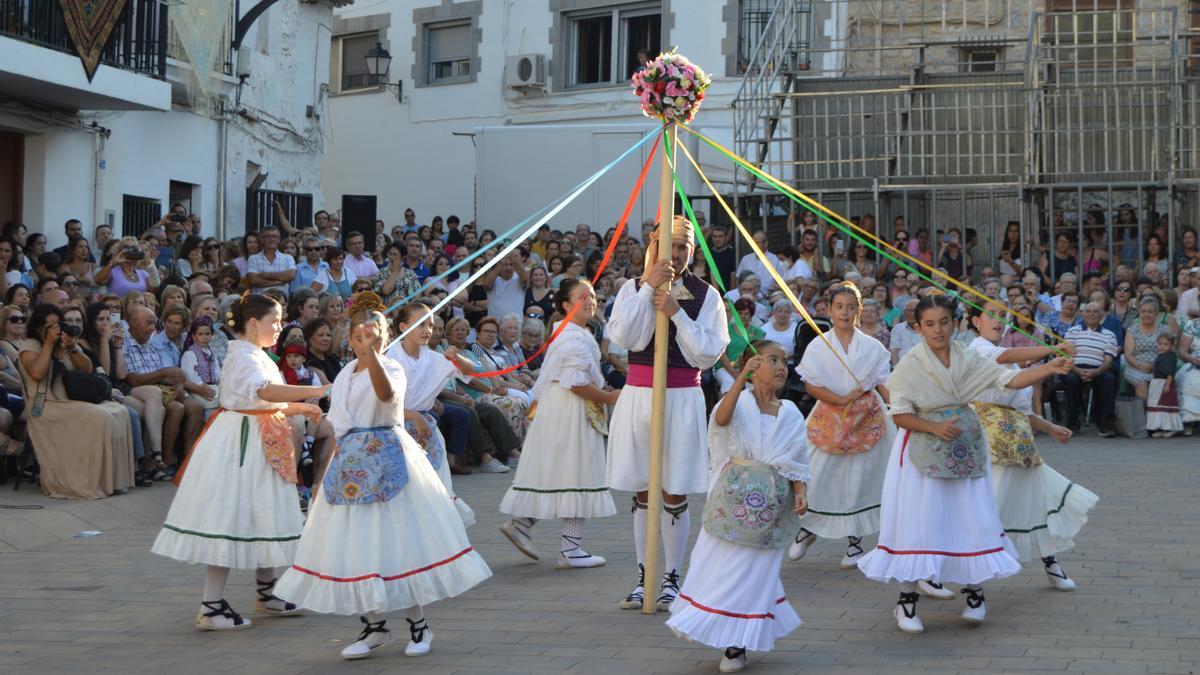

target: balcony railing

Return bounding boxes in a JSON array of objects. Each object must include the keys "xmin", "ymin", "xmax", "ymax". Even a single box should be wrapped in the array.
[{"xmin": 0, "ymin": 0, "xmax": 168, "ymax": 79}]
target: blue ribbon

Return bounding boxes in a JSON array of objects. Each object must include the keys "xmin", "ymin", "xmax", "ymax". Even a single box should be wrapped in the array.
[{"xmin": 384, "ymin": 128, "xmax": 659, "ymax": 316}]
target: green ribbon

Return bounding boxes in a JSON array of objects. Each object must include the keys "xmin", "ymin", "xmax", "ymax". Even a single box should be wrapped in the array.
[
  {"xmin": 663, "ymin": 129, "xmax": 758, "ymax": 356},
  {"xmin": 687, "ymin": 130, "xmax": 1064, "ymax": 355}
]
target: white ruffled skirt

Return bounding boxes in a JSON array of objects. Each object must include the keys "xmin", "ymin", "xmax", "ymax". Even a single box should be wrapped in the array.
[
  {"xmin": 666, "ymin": 530, "xmax": 800, "ymax": 652},
  {"xmin": 797, "ymin": 429, "xmax": 891, "ymax": 538},
  {"xmin": 856, "ymin": 430, "xmax": 1021, "ymax": 585},
  {"xmin": 428, "ymin": 424, "xmax": 476, "ymax": 528},
  {"xmin": 992, "ymin": 462, "xmax": 1098, "ymax": 562},
  {"xmin": 499, "ymin": 387, "xmax": 617, "ymax": 519},
  {"xmin": 151, "ymin": 411, "xmax": 303, "ymax": 569},
  {"xmin": 273, "ymin": 438, "xmax": 492, "ymax": 615},
  {"xmin": 607, "ymin": 385, "xmax": 709, "ymax": 495}
]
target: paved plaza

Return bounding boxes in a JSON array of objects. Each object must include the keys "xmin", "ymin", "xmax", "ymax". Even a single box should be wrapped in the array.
[{"xmin": 0, "ymin": 433, "xmax": 1197, "ymax": 675}]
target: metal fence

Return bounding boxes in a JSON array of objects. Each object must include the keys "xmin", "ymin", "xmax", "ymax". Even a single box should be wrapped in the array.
[
  {"xmin": 0, "ymin": 0, "xmax": 169, "ymax": 78},
  {"xmin": 245, "ymin": 189, "xmax": 313, "ymax": 234},
  {"xmin": 122, "ymin": 194, "xmax": 161, "ymax": 238}
]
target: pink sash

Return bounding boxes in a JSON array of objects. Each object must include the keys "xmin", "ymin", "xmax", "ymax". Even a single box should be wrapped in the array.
[{"xmin": 627, "ymin": 363, "xmax": 700, "ymax": 388}]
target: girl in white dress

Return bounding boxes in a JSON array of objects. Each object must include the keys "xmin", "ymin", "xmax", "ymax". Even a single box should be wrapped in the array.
[
  {"xmin": 666, "ymin": 341, "xmax": 809, "ymax": 674},
  {"xmin": 274, "ymin": 293, "xmax": 492, "ymax": 660},
  {"xmin": 967, "ymin": 307, "xmax": 1098, "ymax": 592},
  {"xmin": 790, "ymin": 283, "xmax": 898, "ymax": 572},
  {"xmin": 856, "ymin": 294, "xmax": 1071, "ymax": 634},
  {"xmin": 152, "ymin": 293, "xmax": 329, "ymax": 631},
  {"xmin": 498, "ymin": 279, "xmax": 619, "ymax": 568},
  {"xmin": 387, "ymin": 303, "xmax": 483, "ymax": 528}
]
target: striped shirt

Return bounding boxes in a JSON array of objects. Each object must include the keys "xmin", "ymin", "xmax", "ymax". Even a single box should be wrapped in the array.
[{"xmin": 1064, "ymin": 324, "xmax": 1118, "ymax": 368}]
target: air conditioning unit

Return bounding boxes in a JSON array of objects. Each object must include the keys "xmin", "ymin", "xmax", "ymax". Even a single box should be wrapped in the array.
[{"xmin": 505, "ymin": 54, "xmax": 546, "ymax": 88}]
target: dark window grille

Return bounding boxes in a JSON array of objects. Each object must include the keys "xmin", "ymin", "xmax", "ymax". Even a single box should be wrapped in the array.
[
  {"xmin": 246, "ymin": 189, "xmax": 313, "ymax": 233},
  {"xmin": 122, "ymin": 194, "xmax": 161, "ymax": 238}
]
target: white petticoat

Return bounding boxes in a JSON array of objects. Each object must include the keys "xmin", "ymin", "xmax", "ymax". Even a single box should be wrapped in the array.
[
  {"xmin": 607, "ymin": 385, "xmax": 709, "ymax": 495},
  {"xmin": 151, "ymin": 411, "xmax": 303, "ymax": 569},
  {"xmin": 273, "ymin": 439, "xmax": 492, "ymax": 615},
  {"xmin": 856, "ymin": 430, "xmax": 1021, "ymax": 585},
  {"xmin": 666, "ymin": 530, "xmax": 801, "ymax": 652},
  {"xmin": 499, "ymin": 387, "xmax": 617, "ymax": 519},
  {"xmin": 798, "ymin": 417, "xmax": 892, "ymax": 538},
  {"xmin": 430, "ymin": 426, "xmax": 476, "ymax": 528},
  {"xmin": 992, "ymin": 462, "xmax": 1098, "ymax": 562}
]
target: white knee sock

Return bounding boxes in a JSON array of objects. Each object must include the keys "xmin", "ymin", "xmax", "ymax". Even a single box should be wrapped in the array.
[
  {"xmin": 661, "ymin": 502, "xmax": 690, "ymax": 575},
  {"xmin": 561, "ymin": 518, "xmax": 585, "ymax": 555},
  {"xmin": 405, "ymin": 605, "xmax": 423, "ymax": 623},
  {"xmin": 633, "ymin": 500, "xmax": 648, "ymax": 566},
  {"xmin": 203, "ymin": 565, "xmax": 230, "ymax": 603}
]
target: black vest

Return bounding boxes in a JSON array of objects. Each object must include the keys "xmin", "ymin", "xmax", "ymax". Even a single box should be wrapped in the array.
[{"xmin": 627, "ymin": 273, "xmax": 710, "ymax": 369}]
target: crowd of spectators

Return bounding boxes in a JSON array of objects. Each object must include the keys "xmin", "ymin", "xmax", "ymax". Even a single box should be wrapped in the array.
[{"xmin": 3, "ymin": 200, "xmax": 1199, "ymax": 500}]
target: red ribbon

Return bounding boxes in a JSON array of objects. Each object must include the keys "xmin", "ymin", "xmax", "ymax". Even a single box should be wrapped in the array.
[{"xmin": 465, "ymin": 134, "xmax": 661, "ymax": 378}]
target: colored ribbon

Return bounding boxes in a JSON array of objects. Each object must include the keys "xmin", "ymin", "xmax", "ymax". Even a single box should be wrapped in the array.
[
  {"xmin": 672, "ymin": 139, "xmax": 863, "ymax": 387},
  {"xmin": 678, "ymin": 125, "xmax": 1068, "ymax": 356},
  {"xmin": 662, "ymin": 130, "xmax": 757, "ymax": 355},
  {"xmin": 465, "ymin": 133, "xmax": 661, "ymax": 378},
  {"xmin": 384, "ymin": 129, "xmax": 659, "ymax": 316}
]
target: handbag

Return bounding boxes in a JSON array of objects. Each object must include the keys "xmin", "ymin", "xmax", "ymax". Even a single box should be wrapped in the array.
[
  {"xmin": 905, "ymin": 405, "xmax": 988, "ymax": 479},
  {"xmin": 807, "ymin": 391, "xmax": 887, "ymax": 455},
  {"xmin": 701, "ymin": 457, "xmax": 798, "ymax": 549},
  {"xmin": 59, "ymin": 361, "xmax": 112, "ymax": 404}
]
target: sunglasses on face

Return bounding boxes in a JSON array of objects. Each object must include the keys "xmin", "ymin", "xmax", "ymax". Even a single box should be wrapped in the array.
[
  {"xmin": 63, "ymin": 281, "xmax": 79, "ymax": 288},
  {"xmin": 1117, "ymin": 286, "xmax": 1132, "ymax": 292},
  {"xmin": 8, "ymin": 316, "xmax": 26, "ymax": 324},
  {"xmin": 206, "ymin": 244, "xmax": 220, "ymax": 250}
]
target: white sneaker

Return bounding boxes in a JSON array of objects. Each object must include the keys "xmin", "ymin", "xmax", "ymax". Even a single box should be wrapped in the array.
[
  {"xmin": 1044, "ymin": 558, "xmax": 1077, "ymax": 591},
  {"xmin": 404, "ymin": 618, "xmax": 433, "ymax": 657},
  {"xmin": 787, "ymin": 529, "xmax": 817, "ymax": 561},
  {"xmin": 839, "ymin": 536, "xmax": 865, "ymax": 568},
  {"xmin": 718, "ymin": 648, "xmax": 747, "ymax": 673},
  {"xmin": 917, "ymin": 579, "xmax": 956, "ymax": 600},
  {"xmin": 557, "ymin": 550, "xmax": 606, "ymax": 568},
  {"xmin": 340, "ymin": 618, "xmax": 393, "ymax": 660},
  {"xmin": 479, "ymin": 458, "xmax": 510, "ymax": 473},
  {"xmin": 961, "ymin": 588, "xmax": 987, "ymax": 624},
  {"xmin": 499, "ymin": 519, "xmax": 540, "ymax": 560},
  {"xmin": 894, "ymin": 593, "xmax": 923, "ymax": 634}
]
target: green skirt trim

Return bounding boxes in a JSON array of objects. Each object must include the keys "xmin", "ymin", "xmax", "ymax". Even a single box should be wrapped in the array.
[
  {"xmin": 1003, "ymin": 482, "xmax": 1075, "ymax": 535},
  {"xmin": 509, "ymin": 486, "xmax": 610, "ymax": 494},
  {"xmin": 806, "ymin": 503, "xmax": 881, "ymax": 517},
  {"xmin": 162, "ymin": 523, "xmax": 301, "ymax": 543}
]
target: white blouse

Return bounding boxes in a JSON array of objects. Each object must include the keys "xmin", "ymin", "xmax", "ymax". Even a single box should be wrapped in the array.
[
  {"xmin": 388, "ymin": 343, "xmax": 459, "ymax": 412},
  {"xmin": 968, "ymin": 337, "xmax": 1034, "ymax": 415},
  {"xmin": 606, "ymin": 277, "xmax": 729, "ymax": 370},
  {"xmin": 531, "ymin": 322, "xmax": 603, "ymax": 402},
  {"xmin": 327, "ymin": 354, "xmax": 406, "ymax": 438},
  {"xmin": 217, "ymin": 340, "xmax": 286, "ymax": 411}
]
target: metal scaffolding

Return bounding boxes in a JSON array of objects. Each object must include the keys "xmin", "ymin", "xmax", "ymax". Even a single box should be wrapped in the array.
[{"xmin": 731, "ymin": 0, "xmax": 1200, "ymax": 276}]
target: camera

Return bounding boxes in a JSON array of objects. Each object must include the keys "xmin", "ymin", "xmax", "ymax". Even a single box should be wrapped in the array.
[
  {"xmin": 123, "ymin": 248, "xmax": 145, "ymax": 261},
  {"xmin": 170, "ymin": 214, "xmax": 188, "ymax": 223},
  {"xmin": 61, "ymin": 324, "xmax": 82, "ymax": 338}
]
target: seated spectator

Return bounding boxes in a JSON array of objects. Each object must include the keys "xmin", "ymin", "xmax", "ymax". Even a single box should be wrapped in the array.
[
  {"xmin": 277, "ymin": 335, "xmax": 334, "ymax": 481},
  {"xmin": 312, "ymin": 246, "xmax": 356, "ymax": 301},
  {"xmin": 243, "ymin": 226, "xmax": 296, "ymax": 294},
  {"xmin": 174, "ymin": 235, "xmax": 207, "ymax": 279},
  {"xmin": 761, "ymin": 299, "xmax": 798, "ymax": 357},
  {"xmin": 446, "ymin": 316, "xmax": 530, "ymax": 445},
  {"xmin": 123, "ymin": 306, "xmax": 205, "ymax": 473},
  {"xmin": 318, "ymin": 293, "xmax": 348, "ymax": 357},
  {"xmin": 524, "ymin": 266, "xmax": 554, "ymax": 319},
  {"xmin": 158, "ymin": 284, "xmax": 187, "ymax": 313},
  {"xmin": 97, "ymin": 237, "xmax": 159, "ymax": 297},
  {"xmin": 1123, "ymin": 295, "xmax": 1175, "ymax": 401},
  {"xmin": 889, "ymin": 298, "xmax": 921, "ymax": 364},
  {"xmin": 1063, "ymin": 302, "xmax": 1120, "ymax": 436},
  {"xmin": 303, "ymin": 318, "xmax": 341, "ymax": 386},
  {"xmin": 58, "ymin": 237, "xmax": 97, "ymax": 298},
  {"xmin": 286, "ymin": 288, "xmax": 321, "ymax": 327},
  {"xmin": 470, "ymin": 316, "xmax": 533, "ymax": 406},
  {"xmin": 0, "ymin": 304, "xmax": 25, "ymax": 347},
  {"xmin": 16, "ymin": 304, "xmax": 135, "ymax": 499},
  {"xmin": 153, "ymin": 305, "xmax": 190, "ymax": 361},
  {"xmin": 861, "ymin": 298, "xmax": 891, "ymax": 348},
  {"xmin": 374, "ymin": 241, "xmax": 420, "ymax": 308},
  {"xmin": 292, "ymin": 237, "xmax": 328, "ymax": 293},
  {"xmin": 213, "ymin": 264, "xmax": 241, "ymax": 297},
  {"xmin": 715, "ymin": 298, "xmax": 766, "ymax": 394},
  {"xmin": 4, "ymin": 283, "xmax": 30, "ymax": 310},
  {"xmin": 1038, "ymin": 290, "xmax": 1083, "ymax": 338},
  {"xmin": 496, "ymin": 313, "xmax": 535, "ymax": 388}
]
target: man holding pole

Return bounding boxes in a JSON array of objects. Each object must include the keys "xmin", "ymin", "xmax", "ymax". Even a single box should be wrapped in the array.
[{"xmin": 606, "ymin": 214, "xmax": 730, "ymax": 611}]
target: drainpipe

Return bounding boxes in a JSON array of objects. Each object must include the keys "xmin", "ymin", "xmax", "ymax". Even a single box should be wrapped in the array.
[
  {"xmin": 217, "ymin": 96, "xmax": 229, "ymax": 241},
  {"xmin": 92, "ymin": 125, "xmax": 108, "ymax": 233}
]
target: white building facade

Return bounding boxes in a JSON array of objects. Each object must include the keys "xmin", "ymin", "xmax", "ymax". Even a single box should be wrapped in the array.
[
  {"xmin": 0, "ymin": 0, "xmax": 340, "ymax": 250},
  {"xmin": 320, "ymin": 0, "xmax": 786, "ymax": 234}
]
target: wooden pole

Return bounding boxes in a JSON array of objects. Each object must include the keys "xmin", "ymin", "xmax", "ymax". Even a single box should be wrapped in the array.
[{"xmin": 643, "ymin": 123, "xmax": 677, "ymax": 614}]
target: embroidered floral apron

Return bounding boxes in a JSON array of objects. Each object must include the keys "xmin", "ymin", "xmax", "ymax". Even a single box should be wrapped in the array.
[
  {"xmin": 974, "ymin": 401, "xmax": 1042, "ymax": 468},
  {"xmin": 806, "ymin": 391, "xmax": 887, "ymax": 454},
  {"xmin": 323, "ymin": 426, "xmax": 409, "ymax": 505},
  {"xmin": 701, "ymin": 458, "xmax": 798, "ymax": 549},
  {"xmin": 905, "ymin": 405, "xmax": 988, "ymax": 479},
  {"xmin": 407, "ymin": 411, "xmax": 444, "ymax": 471}
]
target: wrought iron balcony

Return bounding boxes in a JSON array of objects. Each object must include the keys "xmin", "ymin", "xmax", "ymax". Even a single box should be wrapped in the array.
[{"xmin": 0, "ymin": 0, "xmax": 168, "ymax": 79}]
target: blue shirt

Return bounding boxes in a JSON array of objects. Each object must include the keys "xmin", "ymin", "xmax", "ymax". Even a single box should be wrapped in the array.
[
  {"xmin": 402, "ymin": 260, "xmax": 431, "ymax": 283},
  {"xmin": 293, "ymin": 259, "xmax": 329, "ymax": 293}
]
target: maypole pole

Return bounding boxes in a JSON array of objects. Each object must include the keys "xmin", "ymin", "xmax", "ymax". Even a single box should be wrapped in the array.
[
  {"xmin": 629, "ymin": 49, "xmax": 710, "ymax": 614},
  {"xmin": 642, "ymin": 121, "xmax": 676, "ymax": 613}
]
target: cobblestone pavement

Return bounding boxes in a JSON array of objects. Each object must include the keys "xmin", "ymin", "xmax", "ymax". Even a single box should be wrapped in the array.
[{"xmin": 0, "ymin": 432, "xmax": 1197, "ymax": 675}]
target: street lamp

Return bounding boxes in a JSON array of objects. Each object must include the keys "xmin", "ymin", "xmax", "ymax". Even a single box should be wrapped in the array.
[{"xmin": 364, "ymin": 41, "xmax": 402, "ymax": 101}]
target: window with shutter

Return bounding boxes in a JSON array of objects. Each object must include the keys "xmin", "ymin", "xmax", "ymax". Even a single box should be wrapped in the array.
[
  {"xmin": 427, "ymin": 21, "xmax": 473, "ymax": 83},
  {"xmin": 341, "ymin": 33, "xmax": 380, "ymax": 92}
]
